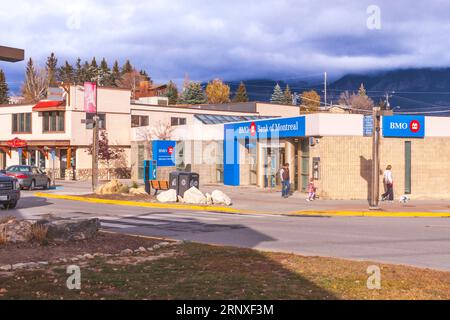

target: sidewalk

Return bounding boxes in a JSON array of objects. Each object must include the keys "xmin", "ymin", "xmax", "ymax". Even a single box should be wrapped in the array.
[{"xmin": 44, "ymin": 180, "xmax": 450, "ymax": 215}]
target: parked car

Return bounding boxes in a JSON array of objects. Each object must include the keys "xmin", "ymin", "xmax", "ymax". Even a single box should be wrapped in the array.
[
  {"xmin": 0, "ymin": 172, "xmax": 20, "ymax": 209},
  {"xmin": 4, "ymin": 165, "xmax": 51, "ymax": 190}
]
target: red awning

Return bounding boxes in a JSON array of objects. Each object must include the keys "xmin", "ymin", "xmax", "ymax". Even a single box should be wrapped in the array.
[{"xmin": 32, "ymin": 100, "xmax": 65, "ymax": 111}]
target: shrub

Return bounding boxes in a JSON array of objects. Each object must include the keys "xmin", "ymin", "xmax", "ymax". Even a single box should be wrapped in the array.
[
  {"xmin": 0, "ymin": 228, "xmax": 6, "ymax": 245},
  {"xmin": 120, "ymin": 185, "xmax": 130, "ymax": 194},
  {"xmin": 27, "ymin": 223, "xmax": 49, "ymax": 245},
  {"xmin": 131, "ymin": 181, "xmax": 139, "ymax": 189},
  {"xmin": 0, "ymin": 215, "xmax": 16, "ymax": 224}
]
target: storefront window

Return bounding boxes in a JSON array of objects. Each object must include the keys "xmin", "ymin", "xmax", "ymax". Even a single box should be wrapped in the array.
[
  {"xmin": 131, "ymin": 115, "xmax": 149, "ymax": 128},
  {"xmin": 171, "ymin": 117, "xmax": 186, "ymax": 126}
]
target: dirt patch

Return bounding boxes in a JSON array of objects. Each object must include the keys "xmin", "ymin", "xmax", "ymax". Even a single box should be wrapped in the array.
[
  {"xmin": 79, "ymin": 193, "xmax": 157, "ymax": 202},
  {"xmin": 0, "ymin": 232, "xmax": 161, "ymax": 265}
]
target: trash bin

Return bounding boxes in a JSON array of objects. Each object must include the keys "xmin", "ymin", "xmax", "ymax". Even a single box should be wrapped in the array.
[{"xmin": 169, "ymin": 171, "xmax": 200, "ymax": 197}]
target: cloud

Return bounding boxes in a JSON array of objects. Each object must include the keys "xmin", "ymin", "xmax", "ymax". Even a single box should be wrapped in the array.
[{"xmin": 2, "ymin": 0, "xmax": 450, "ymax": 92}]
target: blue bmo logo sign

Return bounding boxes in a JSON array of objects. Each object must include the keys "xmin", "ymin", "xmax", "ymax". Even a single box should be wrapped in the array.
[
  {"xmin": 382, "ymin": 115, "xmax": 425, "ymax": 138},
  {"xmin": 152, "ymin": 140, "xmax": 176, "ymax": 166}
]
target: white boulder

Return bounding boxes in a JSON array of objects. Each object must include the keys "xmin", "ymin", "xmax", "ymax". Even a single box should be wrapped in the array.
[
  {"xmin": 156, "ymin": 189, "xmax": 177, "ymax": 203},
  {"xmin": 206, "ymin": 193, "xmax": 213, "ymax": 205},
  {"xmin": 182, "ymin": 187, "xmax": 207, "ymax": 204},
  {"xmin": 129, "ymin": 187, "xmax": 148, "ymax": 195},
  {"xmin": 211, "ymin": 190, "xmax": 232, "ymax": 206}
]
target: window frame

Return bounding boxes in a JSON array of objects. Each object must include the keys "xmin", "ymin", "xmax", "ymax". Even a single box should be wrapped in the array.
[
  {"xmin": 12, "ymin": 113, "xmax": 32, "ymax": 134},
  {"xmin": 42, "ymin": 111, "xmax": 65, "ymax": 133}
]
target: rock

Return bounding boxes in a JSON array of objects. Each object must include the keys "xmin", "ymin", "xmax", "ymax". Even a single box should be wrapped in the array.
[
  {"xmin": 206, "ymin": 193, "xmax": 213, "ymax": 205},
  {"xmin": 0, "ymin": 265, "xmax": 12, "ymax": 271},
  {"xmin": 153, "ymin": 244, "xmax": 161, "ymax": 250},
  {"xmin": 159, "ymin": 242, "xmax": 170, "ymax": 247},
  {"xmin": 23, "ymin": 262, "xmax": 39, "ymax": 269},
  {"xmin": 146, "ymin": 247, "xmax": 154, "ymax": 251},
  {"xmin": 120, "ymin": 249, "xmax": 133, "ymax": 256},
  {"xmin": 71, "ymin": 258, "xmax": 79, "ymax": 262},
  {"xmin": 129, "ymin": 187, "xmax": 148, "ymax": 195},
  {"xmin": 211, "ymin": 190, "xmax": 232, "ymax": 206},
  {"xmin": 182, "ymin": 187, "xmax": 207, "ymax": 204},
  {"xmin": 138, "ymin": 247, "xmax": 147, "ymax": 252},
  {"xmin": 95, "ymin": 180, "xmax": 124, "ymax": 195},
  {"xmin": 0, "ymin": 219, "xmax": 33, "ymax": 243},
  {"xmin": 38, "ymin": 261, "xmax": 49, "ymax": 266},
  {"xmin": 12, "ymin": 263, "xmax": 26, "ymax": 270},
  {"xmin": 177, "ymin": 195, "xmax": 184, "ymax": 203},
  {"xmin": 83, "ymin": 254, "xmax": 94, "ymax": 260},
  {"xmin": 37, "ymin": 218, "xmax": 100, "ymax": 243},
  {"xmin": 157, "ymin": 189, "xmax": 177, "ymax": 203}
]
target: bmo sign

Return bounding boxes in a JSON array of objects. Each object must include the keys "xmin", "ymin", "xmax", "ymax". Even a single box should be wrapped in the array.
[{"xmin": 382, "ymin": 115, "xmax": 425, "ymax": 138}]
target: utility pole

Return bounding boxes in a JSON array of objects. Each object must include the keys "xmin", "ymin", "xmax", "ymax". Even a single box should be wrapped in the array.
[
  {"xmin": 324, "ymin": 72, "xmax": 327, "ymax": 107},
  {"xmin": 369, "ymin": 106, "xmax": 381, "ymax": 209}
]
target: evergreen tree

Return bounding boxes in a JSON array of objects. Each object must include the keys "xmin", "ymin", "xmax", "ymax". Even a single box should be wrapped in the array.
[
  {"xmin": 82, "ymin": 60, "xmax": 93, "ymax": 82},
  {"xmin": 0, "ymin": 69, "xmax": 9, "ymax": 104},
  {"xmin": 98, "ymin": 58, "xmax": 112, "ymax": 86},
  {"xmin": 270, "ymin": 83, "xmax": 284, "ymax": 104},
  {"xmin": 139, "ymin": 70, "xmax": 151, "ymax": 82},
  {"xmin": 57, "ymin": 61, "xmax": 74, "ymax": 84},
  {"xmin": 121, "ymin": 60, "xmax": 133, "ymax": 75},
  {"xmin": 282, "ymin": 85, "xmax": 293, "ymax": 105},
  {"xmin": 74, "ymin": 57, "xmax": 83, "ymax": 84},
  {"xmin": 165, "ymin": 80, "xmax": 179, "ymax": 105},
  {"xmin": 110, "ymin": 60, "xmax": 121, "ymax": 87},
  {"xmin": 179, "ymin": 82, "xmax": 206, "ymax": 104},
  {"xmin": 232, "ymin": 81, "xmax": 249, "ymax": 102},
  {"xmin": 46, "ymin": 52, "xmax": 58, "ymax": 86},
  {"xmin": 89, "ymin": 57, "xmax": 99, "ymax": 81},
  {"xmin": 358, "ymin": 83, "xmax": 367, "ymax": 96}
]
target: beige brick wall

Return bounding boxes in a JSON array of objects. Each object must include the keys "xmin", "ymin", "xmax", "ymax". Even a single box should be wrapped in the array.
[{"xmin": 310, "ymin": 136, "xmax": 450, "ymax": 200}]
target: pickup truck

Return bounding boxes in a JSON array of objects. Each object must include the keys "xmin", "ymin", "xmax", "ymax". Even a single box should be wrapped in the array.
[{"xmin": 0, "ymin": 170, "xmax": 20, "ymax": 209}]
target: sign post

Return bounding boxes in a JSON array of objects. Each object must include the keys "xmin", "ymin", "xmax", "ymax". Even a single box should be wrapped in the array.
[
  {"xmin": 51, "ymin": 149, "xmax": 56, "ymax": 187},
  {"xmin": 369, "ymin": 107, "xmax": 381, "ymax": 210},
  {"xmin": 84, "ymin": 82, "xmax": 99, "ymax": 191}
]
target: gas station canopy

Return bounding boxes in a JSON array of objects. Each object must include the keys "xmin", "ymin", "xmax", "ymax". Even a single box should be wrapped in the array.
[{"xmin": 0, "ymin": 45, "xmax": 24, "ymax": 62}]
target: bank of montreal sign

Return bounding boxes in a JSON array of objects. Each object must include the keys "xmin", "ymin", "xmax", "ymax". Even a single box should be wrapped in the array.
[
  {"xmin": 226, "ymin": 116, "xmax": 306, "ymax": 139},
  {"xmin": 152, "ymin": 140, "xmax": 176, "ymax": 166},
  {"xmin": 382, "ymin": 115, "xmax": 425, "ymax": 138}
]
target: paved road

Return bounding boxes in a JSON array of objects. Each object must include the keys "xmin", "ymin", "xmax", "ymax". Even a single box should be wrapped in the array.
[{"xmin": 3, "ymin": 192, "xmax": 450, "ymax": 271}]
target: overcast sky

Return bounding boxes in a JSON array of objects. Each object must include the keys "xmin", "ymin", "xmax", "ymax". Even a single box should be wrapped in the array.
[{"xmin": 2, "ymin": 0, "xmax": 450, "ymax": 92}]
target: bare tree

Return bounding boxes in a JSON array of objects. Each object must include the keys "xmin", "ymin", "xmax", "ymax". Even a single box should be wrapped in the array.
[
  {"xmin": 135, "ymin": 121, "xmax": 174, "ymax": 159},
  {"xmin": 338, "ymin": 91, "xmax": 374, "ymax": 114},
  {"xmin": 22, "ymin": 58, "xmax": 48, "ymax": 103}
]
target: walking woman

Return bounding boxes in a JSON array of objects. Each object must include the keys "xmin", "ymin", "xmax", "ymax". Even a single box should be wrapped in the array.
[{"xmin": 381, "ymin": 165, "xmax": 394, "ymax": 201}]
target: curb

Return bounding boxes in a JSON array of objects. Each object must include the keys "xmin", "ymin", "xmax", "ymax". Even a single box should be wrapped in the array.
[
  {"xmin": 34, "ymin": 192, "xmax": 245, "ymax": 214},
  {"xmin": 34, "ymin": 193, "xmax": 450, "ymax": 218}
]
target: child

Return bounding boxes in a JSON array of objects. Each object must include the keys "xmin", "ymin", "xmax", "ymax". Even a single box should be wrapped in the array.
[{"xmin": 306, "ymin": 178, "xmax": 316, "ymax": 201}]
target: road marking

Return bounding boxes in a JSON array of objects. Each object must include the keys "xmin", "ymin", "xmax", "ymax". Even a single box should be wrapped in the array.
[{"xmin": 100, "ymin": 222, "xmax": 134, "ymax": 229}]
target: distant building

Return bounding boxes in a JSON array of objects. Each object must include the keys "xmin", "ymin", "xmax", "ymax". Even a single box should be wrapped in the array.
[
  {"xmin": 8, "ymin": 96, "xmax": 25, "ymax": 105},
  {"xmin": 134, "ymin": 81, "xmax": 168, "ymax": 99}
]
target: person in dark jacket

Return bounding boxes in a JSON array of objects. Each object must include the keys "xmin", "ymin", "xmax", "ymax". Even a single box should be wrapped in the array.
[{"xmin": 280, "ymin": 163, "xmax": 291, "ymax": 198}]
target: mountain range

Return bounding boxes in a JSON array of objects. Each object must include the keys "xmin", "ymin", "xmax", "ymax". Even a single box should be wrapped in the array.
[{"xmin": 228, "ymin": 68, "xmax": 450, "ymax": 115}]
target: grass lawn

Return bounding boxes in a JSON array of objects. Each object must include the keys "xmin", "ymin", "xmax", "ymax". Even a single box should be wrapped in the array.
[{"xmin": 1, "ymin": 242, "xmax": 449, "ymax": 300}]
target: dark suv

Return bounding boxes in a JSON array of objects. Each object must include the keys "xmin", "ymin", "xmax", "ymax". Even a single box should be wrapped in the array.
[{"xmin": 0, "ymin": 171, "xmax": 20, "ymax": 209}]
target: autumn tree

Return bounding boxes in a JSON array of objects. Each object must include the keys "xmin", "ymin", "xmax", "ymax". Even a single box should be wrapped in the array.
[
  {"xmin": 179, "ymin": 82, "xmax": 207, "ymax": 104},
  {"xmin": 46, "ymin": 52, "xmax": 58, "ymax": 87},
  {"xmin": 118, "ymin": 69, "xmax": 145, "ymax": 99},
  {"xmin": 22, "ymin": 58, "xmax": 48, "ymax": 103},
  {"xmin": 0, "ymin": 69, "xmax": 9, "ymax": 104},
  {"xmin": 165, "ymin": 80, "xmax": 179, "ymax": 105},
  {"xmin": 232, "ymin": 81, "xmax": 249, "ymax": 102},
  {"xmin": 270, "ymin": 83, "xmax": 284, "ymax": 104},
  {"xmin": 282, "ymin": 84, "xmax": 293, "ymax": 105},
  {"xmin": 300, "ymin": 90, "xmax": 321, "ymax": 112},
  {"xmin": 338, "ymin": 90, "xmax": 374, "ymax": 113},
  {"xmin": 206, "ymin": 79, "xmax": 230, "ymax": 104}
]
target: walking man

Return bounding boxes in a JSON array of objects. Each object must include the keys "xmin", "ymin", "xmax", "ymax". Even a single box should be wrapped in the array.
[
  {"xmin": 280, "ymin": 163, "xmax": 291, "ymax": 198},
  {"xmin": 381, "ymin": 165, "xmax": 394, "ymax": 201}
]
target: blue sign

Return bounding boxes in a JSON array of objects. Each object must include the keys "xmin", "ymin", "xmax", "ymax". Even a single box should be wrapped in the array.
[
  {"xmin": 382, "ymin": 115, "xmax": 425, "ymax": 138},
  {"xmin": 363, "ymin": 115, "xmax": 373, "ymax": 137},
  {"xmin": 224, "ymin": 116, "xmax": 306, "ymax": 139},
  {"xmin": 143, "ymin": 160, "xmax": 157, "ymax": 181},
  {"xmin": 51, "ymin": 149, "xmax": 56, "ymax": 160},
  {"xmin": 223, "ymin": 116, "xmax": 305, "ymax": 186},
  {"xmin": 152, "ymin": 140, "xmax": 176, "ymax": 167}
]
